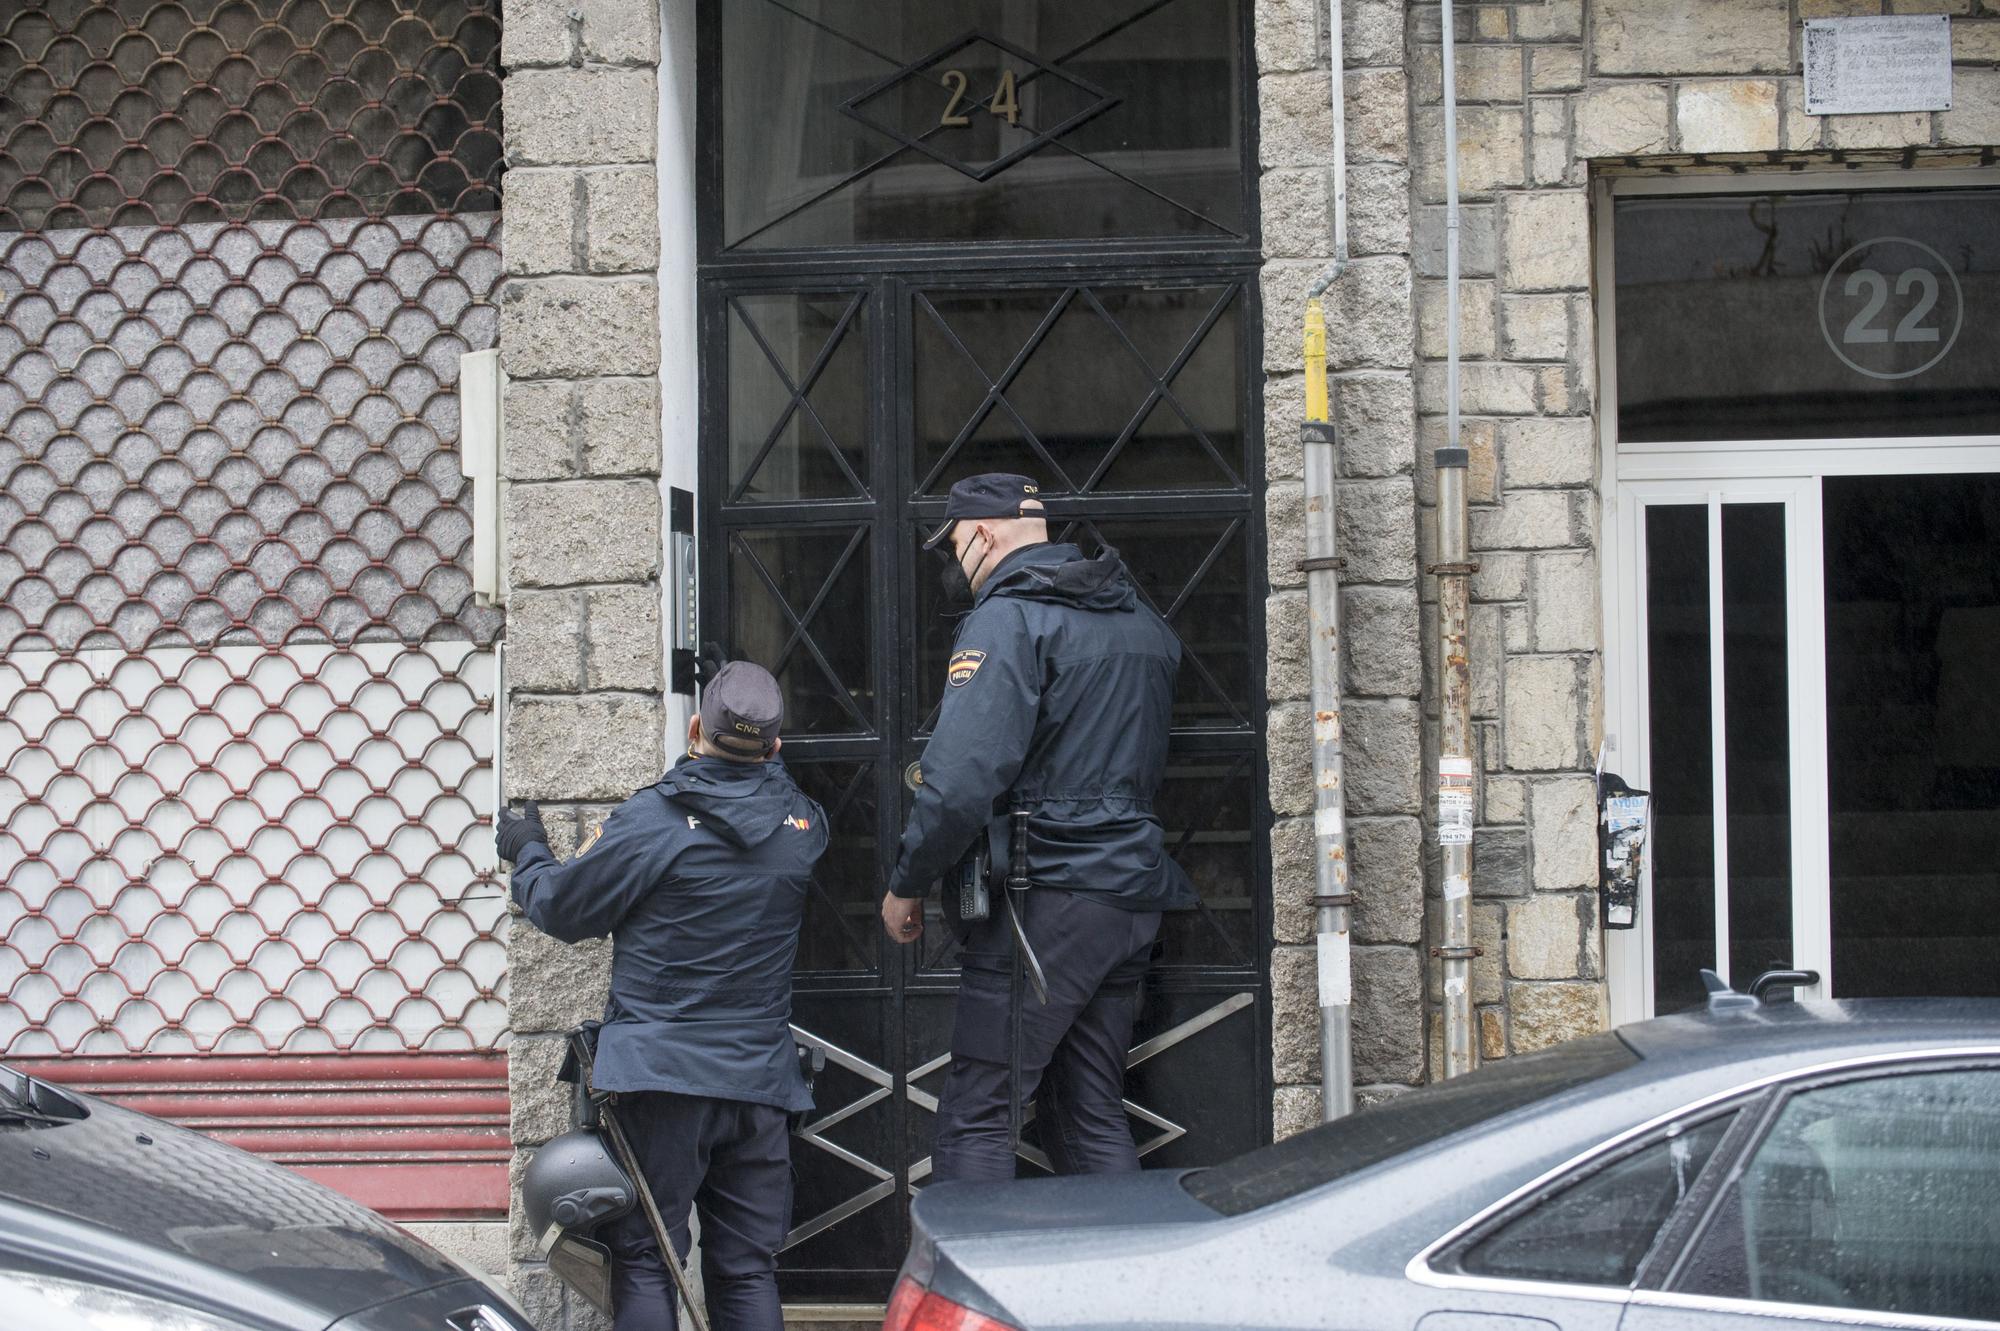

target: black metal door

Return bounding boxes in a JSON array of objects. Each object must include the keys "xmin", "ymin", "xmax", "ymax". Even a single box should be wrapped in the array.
[{"xmin": 696, "ymin": 1, "xmax": 1268, "ymax": 1300}]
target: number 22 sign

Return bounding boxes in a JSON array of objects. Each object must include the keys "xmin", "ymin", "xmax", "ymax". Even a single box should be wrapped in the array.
[{"xmin": 1818, "ymin": 236, "xmax": 1965, "ymax": 381}]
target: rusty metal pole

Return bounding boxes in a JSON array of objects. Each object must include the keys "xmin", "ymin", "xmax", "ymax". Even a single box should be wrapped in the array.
[
  {"xmin": 1430, "ymin": 0, "xmax": 1479, "ymax": 1082},
  {"xmin": 1302, "ymin": 300, "xmax": 1354, "ymax": 1122},
  {"xmin": 1434, "ymin": 450, "xmax": 1478, "ymax": 1079}
]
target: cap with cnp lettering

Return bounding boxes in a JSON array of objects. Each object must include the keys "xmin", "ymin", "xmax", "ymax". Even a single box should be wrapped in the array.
[
  {"xmin": 700, "ymin": 659, "xmax": 783, "ymax": 758},
  {"xmin": 922, "ymin": 473, "xmax": 1045, "ymax": 549}
]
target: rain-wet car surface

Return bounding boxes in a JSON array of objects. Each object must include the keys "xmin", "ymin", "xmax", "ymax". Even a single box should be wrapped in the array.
[
  {"xmin": 888, "ymin": 995, "xmax": 2000, "ymax": 1331},
  {"xmin": 0, "ymin": 1063, "xmax": 533, "ymax": 1331}
]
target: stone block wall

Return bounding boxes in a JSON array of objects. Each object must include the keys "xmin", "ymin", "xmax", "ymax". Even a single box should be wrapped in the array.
[
  {"xmin": 1258, "ymin": 0, "xmax": 1429, "ymax": 1134},
  {"xmin": 1393, "ymin": 0, "xmax": 2000, "ymax": 1085},
  {"xmin": 1407, "ymin": 0, "xmax": 1607, "ymax": 1073},
  {"xmin": 497, "ymin": 0, "xmax": 665, "ymax": 1324},
  {"xmin": 1261, "ymin": 0, "xmax": 2000, "ymax": 1133}
]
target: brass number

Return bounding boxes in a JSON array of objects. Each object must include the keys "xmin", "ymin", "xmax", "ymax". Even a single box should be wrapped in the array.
[
  {"xmin": 936, "ymin": 68, "xmax": 1021, "ymax": 128},
  {"xmin": 987, "ymin": 69, "xmax": 1019, "ymax": 126},
  {"xmin": 939, "ymin": 68, "xmax": 971, "ymax": 126}
]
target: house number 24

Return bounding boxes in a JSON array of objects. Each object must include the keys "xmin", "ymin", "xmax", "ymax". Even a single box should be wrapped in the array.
[{"xmin": 939, "ymin": 69, "xmax": 1021, "ymax": 127}]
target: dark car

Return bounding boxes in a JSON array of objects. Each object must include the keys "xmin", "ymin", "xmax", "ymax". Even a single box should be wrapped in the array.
[
  {"xmin": 0, "ymin": 1062, "xmax": 533, "ymax": 1331},
  {"xmin": 888, "ymin": 990, "xmax": 2000, "ymax": 1331}
]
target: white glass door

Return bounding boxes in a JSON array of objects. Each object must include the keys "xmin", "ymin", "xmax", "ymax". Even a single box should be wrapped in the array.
[
  {"xmin": 1612, "ymin": 466, "xmax": 2000, "ymax": 1020},
  {"xmin": 1609, "ymin": 477, "xmax": 1831, "ymax": 1018}
]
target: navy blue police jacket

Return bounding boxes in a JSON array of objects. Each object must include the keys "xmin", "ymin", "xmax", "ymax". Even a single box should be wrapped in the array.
[
  {"xmin": 509, "ymin": 754, "xmax": 828, "ymax": 1112},
  {"xmin": 885, "ymin": 542, "xmax": 1199, "ymax": 913}
]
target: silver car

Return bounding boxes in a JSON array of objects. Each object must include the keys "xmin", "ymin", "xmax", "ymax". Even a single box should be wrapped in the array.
[{"xmin": 887, "ymin": 990, "xmax": 2000, "ymax": 1331}]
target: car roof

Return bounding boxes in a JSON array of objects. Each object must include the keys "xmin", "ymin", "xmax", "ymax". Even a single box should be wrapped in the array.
[
  {"xmin": 1616, "ymin": 996, "xmax": 2000, "ymax": 1070},
  {"xmin": 1183, "ymin": 998, "xmax": 2000, "ymax": 1221}
]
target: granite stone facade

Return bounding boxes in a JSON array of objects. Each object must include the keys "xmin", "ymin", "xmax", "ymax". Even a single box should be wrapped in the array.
[
  {"xmin": 490, "ymin": 0, "xmax": 2000, "ymax": 1316},
  {"xmin": 1251, "ymin": 0, "xmax": 2000, "ymax": 1136},
  {"xmin": 497, "ymin": 0, "xmax": 665, "ymax": 1324}
]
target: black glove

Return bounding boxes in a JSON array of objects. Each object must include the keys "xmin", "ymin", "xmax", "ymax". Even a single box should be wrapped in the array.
[
  {"xmin": 692, "ymin": 640, "xmax": 730, "ymax": 688},
  {"xmin": 496, "ymin": 800, "xmax": 547, "ymax": 863}
]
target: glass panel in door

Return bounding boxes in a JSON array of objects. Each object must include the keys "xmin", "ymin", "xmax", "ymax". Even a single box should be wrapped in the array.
[
  {"xmin": 1823, "ymin": 474, "xmax": 2000, "ymax": 997},
  {"xmin": 1642, "ymin": 499, "xmax": 1796, "ymax": 1014}
]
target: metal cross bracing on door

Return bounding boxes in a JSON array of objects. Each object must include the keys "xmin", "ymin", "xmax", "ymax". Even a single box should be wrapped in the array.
[
  {"xmin": 784, "ymin": 992, "xmax": 1255, "ymax": 1250},
  {"xmin": 701, "ymin": 2, "xmax": 1266, "ymax": 1292},
  {"xmin": 709, "ymin": 0, "xmax": 1252, "ymax": 253},
  {"xmin": 702, "ymin": 272, "xmax": 1269, "ymax": 1296},
  {"xmin": 912, "ymin": 285, "xmax": 1246, "ymax": 497}
]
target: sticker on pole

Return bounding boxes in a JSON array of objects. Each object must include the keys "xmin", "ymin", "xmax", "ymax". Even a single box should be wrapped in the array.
[
  {"xmin": 1438, "ymin": 789, "xmax": 1474, "ymax": 846},
  {"xmin": 1317, "ymin": 931, "xmax": 1352, "ymax": 1007}
]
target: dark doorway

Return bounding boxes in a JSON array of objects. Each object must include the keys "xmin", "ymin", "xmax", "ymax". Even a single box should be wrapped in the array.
[
  {"xmin": 1823, "ymin": 472, "xmax": 2000, "ymax": 999},
  {"xmin": 697, "ymin": 0, "xmax": 1269, "ymax": 1299}
]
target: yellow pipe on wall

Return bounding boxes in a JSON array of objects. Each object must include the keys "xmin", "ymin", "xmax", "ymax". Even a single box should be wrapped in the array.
[{"xmin": 1303, "ymin": 297, "xmax": 1329, "ymax": 426}]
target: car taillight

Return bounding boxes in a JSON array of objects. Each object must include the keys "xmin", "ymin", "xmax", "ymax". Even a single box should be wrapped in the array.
[{"xmin": 881, "ymin": 1275, "xmax": 1020, "ymax": 1331}]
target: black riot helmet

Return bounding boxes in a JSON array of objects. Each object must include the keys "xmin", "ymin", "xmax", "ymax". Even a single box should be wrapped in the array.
[{"xmin": 521, "ymin": 1127, "xmax": 636, "ymax": 1318}]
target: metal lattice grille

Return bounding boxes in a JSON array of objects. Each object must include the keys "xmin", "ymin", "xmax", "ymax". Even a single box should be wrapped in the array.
[
  {"xmin": 0, "ymin": 642, "xmax": 503, "ymax": 1055},
  {"xmin": 0, "ymin": 0, "xmax": 503, "ymax": 231},
  {"xmin": 1, "ymin": 3, "xmax": 509, "ymax": 1066},
  {"xmin": 0, "ymin": 213, "xmax": 503, "ymax": 652}
]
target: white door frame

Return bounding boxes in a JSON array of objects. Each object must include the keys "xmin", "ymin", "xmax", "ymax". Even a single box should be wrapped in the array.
[
  {"xmin": 1607, "ymin": 476, "xmax": 1828, "ymax": 1021},
  {"xmin": 1594, "ymin": 167, "xmax": 2000, "ymax": 1024},
  {"xmin": 659, "ymin": 0, "xmax": 702, "ymax": 751}
]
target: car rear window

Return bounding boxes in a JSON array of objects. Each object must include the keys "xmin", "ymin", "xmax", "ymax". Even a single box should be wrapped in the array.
[{"xmin": 1182, "ymin": 1033, "xmax": 1640, "ymax": 1216}]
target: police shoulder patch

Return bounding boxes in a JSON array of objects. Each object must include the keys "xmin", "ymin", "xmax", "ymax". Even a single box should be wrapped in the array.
[
  {"xmin": 576, "ymin": 821, "xmax": 605, "ymax": 856},
  {"xmin": 947, "ymin": 648, "xmax": 988, "ymax": 687}
]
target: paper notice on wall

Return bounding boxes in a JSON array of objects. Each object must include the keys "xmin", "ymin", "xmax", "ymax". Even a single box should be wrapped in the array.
[
  {"xmin": 1438, "ymin": 789, "xmax": 1474, "ymax": 846},
  {"xmin": 1438, "ymin": 755, "xmax": 1475, "ymax": 790},
  {"xmin": 1804, "ymin": 16, "xmax": 1953, "ymax": 116}
]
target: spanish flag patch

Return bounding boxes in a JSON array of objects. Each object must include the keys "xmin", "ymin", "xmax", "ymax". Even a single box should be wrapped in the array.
[{"xmin": 947, "ymin": 648, "xmax": 987, "ymax": 687}]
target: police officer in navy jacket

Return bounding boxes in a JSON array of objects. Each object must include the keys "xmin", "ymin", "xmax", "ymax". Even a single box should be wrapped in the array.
[
  {"xmin": 880, "ymin": 474, "xmax": 1198, "ymax": 1184},
  {"xmin": 498, "ymin": 661, "xmax": 827, "ymax": 1331}
]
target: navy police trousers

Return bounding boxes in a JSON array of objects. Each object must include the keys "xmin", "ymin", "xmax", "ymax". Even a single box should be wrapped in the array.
[
  {"xmin": 602, "ymin": 1091, "xmax": 792, "ymax": 1331},
  {"xmin": 932, "ymin": 889, "xmax": 1162, "ymax": 1184}
]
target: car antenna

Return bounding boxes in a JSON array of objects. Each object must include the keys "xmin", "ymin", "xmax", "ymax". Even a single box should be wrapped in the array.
[{"xmin": 1699, "ymin": 969, "xmax": 1760, "ymax": 1014}]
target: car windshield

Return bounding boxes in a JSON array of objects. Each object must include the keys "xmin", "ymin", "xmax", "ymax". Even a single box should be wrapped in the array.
[{"xmin": 1182, "ymin": 1033, "xmax": 1640, "ymax": 1215}]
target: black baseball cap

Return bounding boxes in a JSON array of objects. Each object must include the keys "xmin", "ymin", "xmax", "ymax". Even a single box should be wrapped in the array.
[
  {"xmin": 700, "ymin": 659, "xmax": 783, "ymax": 758},
  {"xmin": 921, "ymin": 473, "xmax": 1046, "ymax": 549}
]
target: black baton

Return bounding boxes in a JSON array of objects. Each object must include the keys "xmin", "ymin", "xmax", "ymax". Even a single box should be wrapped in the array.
[
  {"xmin": 591, "ymin": 1092, "xmax": 711, "ymax": 1331},
  {"xmin": 1005, "ymin": 809, "xmax": 1048, "ymax": 1005},
  {"xmin": 1005, "ymin": 808, "xmax": 1047, "ymax": 1166}
]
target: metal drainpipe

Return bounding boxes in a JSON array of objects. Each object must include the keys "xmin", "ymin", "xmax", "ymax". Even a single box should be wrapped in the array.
[
  {"xmin": 1303, "ymin": 0, "xmax": 1354, "ymax": 1122},
  {"xmin": 1433, "ymin": 0, "xmax": 1479, "ymax": 1080}
]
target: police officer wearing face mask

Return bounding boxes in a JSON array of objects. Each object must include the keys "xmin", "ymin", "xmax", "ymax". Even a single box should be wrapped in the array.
[
  {"xmin": 879, "ymin": 474, "xmax": 1198, "ymax": 1183},
  {"xmin": 496, "ymin": 661, "xmax": 827, "ymax": 1331}
]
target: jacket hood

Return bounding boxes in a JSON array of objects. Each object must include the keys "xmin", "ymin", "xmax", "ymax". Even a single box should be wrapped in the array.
[
  {"xmin": 978, "ymin": 542, "xmax": 1138, "ymax": 613},
  {"xmin": 655, "ymin": 754, "xmax": 799, "ymax": 848}
]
